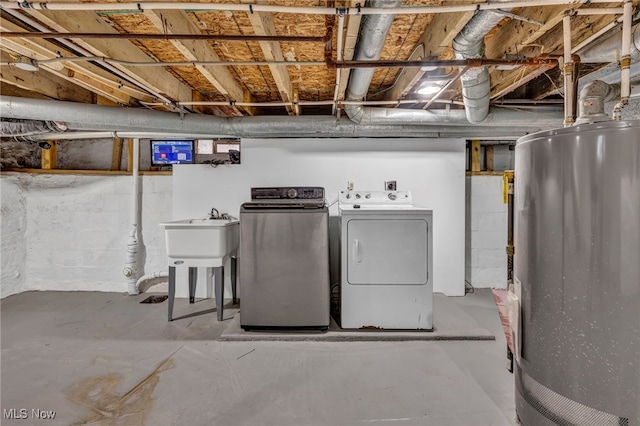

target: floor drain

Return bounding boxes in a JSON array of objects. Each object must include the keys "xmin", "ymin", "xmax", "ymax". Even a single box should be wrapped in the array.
[{"xmin": 139, "ymin": 295, "xmax": 168, "ymax": 304}]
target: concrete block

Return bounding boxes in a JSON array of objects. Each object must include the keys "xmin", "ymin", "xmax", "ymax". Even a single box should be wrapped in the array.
[
  {"xmin": 470, "ymin": 267, "xmax": 507, "ymax": 288},
  {"xmin": 475, "ymin": 249, "xmax": 507, "ymax": 269},
  {"xmin": 478, "ymin": 212, "xmax": 507, "ymax": 232},
  {"xmin": 471, "ymin": 230, "xmax": 506, "ymax": 249}
]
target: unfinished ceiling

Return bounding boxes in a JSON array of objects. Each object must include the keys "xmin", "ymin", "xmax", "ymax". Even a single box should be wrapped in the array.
[{"xmin": 0, "ymin": 0, "xmax": 638, "ymax": 133}]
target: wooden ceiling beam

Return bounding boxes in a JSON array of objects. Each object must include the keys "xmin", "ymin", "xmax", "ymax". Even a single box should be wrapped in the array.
[
  {"xmin": 23, "ymin": 9, "xmax": 193, "ymax": 103},
  {"xmin": 1, "ymin": 42, "xmax": 132, "ymax": 104},
  {"xmin": 143, "ymin": 9, "xmax": 249, "ymax": 116},
  {"xmin": 490, "ymin": 62, "xmax": 558, "ymax": 101},
  {"xmin": 1, "ymin": 20, "xmax": 153, "ymax": 101},
  {"xmin": 485, "ymin": 4, "xmax": 608, "ymax": 100},
  {"xmin": 0, "ymin": 25, "xmax": 149, "ymax": 104},
  {"xmin": 335, "ymin": 0, "xmax": 362, "ymax": 106},
  {"xmin": 240, "ymin": 0, "xmax": 296, "ymax": 115},
  {"xmin": 1, "ymin": 50, "xmax": 93, "ymax": 103}
]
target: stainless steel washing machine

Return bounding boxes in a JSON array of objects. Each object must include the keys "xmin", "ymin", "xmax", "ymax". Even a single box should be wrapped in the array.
[{"xmin": 239, "ymin": 187, "xmax": 330, "ymax": 331}]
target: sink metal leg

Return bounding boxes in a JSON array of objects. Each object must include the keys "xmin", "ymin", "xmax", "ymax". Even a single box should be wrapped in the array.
[
  {"xmin": 168, "ymin": 266, "xmax": 176, "ymax": 321},
  {"xmin": 214, "ymin": 266, "xmax": 224, "ymax": 321},
  {"xmin": 231, "ymin": 256, "xmax": 237, "ymax": 304},
  {"xmin": 188, "ymin": 267, "xmax": 197, "ymax": 304}
]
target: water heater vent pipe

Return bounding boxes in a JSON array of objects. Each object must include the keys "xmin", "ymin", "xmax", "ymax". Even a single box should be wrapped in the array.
[{"xmin": 576, "ymin": 80, "xmax": 620, "ymax": 124}]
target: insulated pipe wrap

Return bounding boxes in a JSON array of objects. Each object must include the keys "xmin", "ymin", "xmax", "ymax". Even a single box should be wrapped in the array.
[
  {"xmin": 0, "ymin": 96, "xmax": 564, "ymax": 137},
  {"xmin": 452, "ymin": 0, "xmax": 513, "ymax": 123},
  {"xmin": 344, "ymin": 0, "xmax": 402, "ymax": 123}
]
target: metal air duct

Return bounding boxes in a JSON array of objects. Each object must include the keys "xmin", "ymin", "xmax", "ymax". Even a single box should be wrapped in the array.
[
  {"xmin": 343, "ymin": 0, "xmax": 403, "ymax": 124},
  {"xmin": 452, "ymin": 0, "xmax": 513, "ymax": 123},
  {"xmin": 1, "ymin": 96, "xmax": 564, "ymax": 139},
  {"xmin": 342, "ymin": 0, "xmax": 525, "ymax": 126}
]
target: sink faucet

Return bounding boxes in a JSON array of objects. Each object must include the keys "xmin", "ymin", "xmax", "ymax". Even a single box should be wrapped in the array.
[{"xmin": 209, "ymin": 207, "xmax": 220, "ymax": 219}]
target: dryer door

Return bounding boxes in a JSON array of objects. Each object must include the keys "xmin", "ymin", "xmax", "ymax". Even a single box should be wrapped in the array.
[{"xmin": 346, "ymin": 218, "xmax": 428, "ymax": 285}]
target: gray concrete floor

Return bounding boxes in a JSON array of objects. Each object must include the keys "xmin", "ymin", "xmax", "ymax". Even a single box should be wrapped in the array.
[{"xmin": 1, "ymin": 289, "xmax": 515, "ymax": 426}]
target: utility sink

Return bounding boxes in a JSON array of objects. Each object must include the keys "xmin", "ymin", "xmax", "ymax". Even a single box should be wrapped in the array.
[{"xmin": 161, "ymin": 217, "xmax": 239, "ymax": 262}]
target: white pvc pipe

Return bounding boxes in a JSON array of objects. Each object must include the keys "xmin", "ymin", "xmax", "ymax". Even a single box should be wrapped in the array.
[
  {"xmin": 333, "ymin": 14, "xmax": 345, "ymax": 115},
  {"xmin": 573, "ymin": 8, "xmax": 624, "ymax": 15},
  {"xmin": 563, "ymin": 13, "xmax": 575, "ymax": 126},
  {"xmin": 620, "ymin": 0, "xmax": 632, "ymax": 99},
  {"xmin": 125, "ymin": 138, "xmax": 140, "ymax": 295},
  {"xmin": 135, "ymin": 271, "xmax": 168, "ymax": 293},
  {"xmin": 0, "ymin": 0, "xmax": 622, "ymax": 15},
  {"xmin": 613, "ymin": 0, "xmax": 633, "ymax": 119}
]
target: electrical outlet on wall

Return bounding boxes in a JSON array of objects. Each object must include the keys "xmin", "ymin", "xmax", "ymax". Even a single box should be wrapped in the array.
[{"xmin": 385, "ymin": 181, "xmax": 397, "ymax": 191}]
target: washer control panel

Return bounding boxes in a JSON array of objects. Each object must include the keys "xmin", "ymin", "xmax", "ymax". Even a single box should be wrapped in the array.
[
  {"xmin": 339, "ymin": 190, "xmax": 412, "ymax": 205},
  {"xmin": 251, "ymin": 187, "xmax": 325, "ymax": 200}
]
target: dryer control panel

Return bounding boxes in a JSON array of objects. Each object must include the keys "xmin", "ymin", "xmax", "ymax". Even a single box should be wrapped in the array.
[{"xmin": 339, "ymin": 190, "xmax": 412, "ymax": 206}]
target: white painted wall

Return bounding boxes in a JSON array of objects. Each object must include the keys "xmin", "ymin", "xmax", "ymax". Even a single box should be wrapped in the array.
[
  {"xmin": 0, "ymin": 173, "xmax": 171, "ymax": 298},
  {"xmin": 465, "ymin": 175, "xmax": 508, "ymax": 289},
  {"xmin": 173, "ymin": 137, "xmax": 466, "ymax": 296}
]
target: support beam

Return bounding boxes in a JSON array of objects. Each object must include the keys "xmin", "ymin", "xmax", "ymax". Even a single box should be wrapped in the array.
[
  {"xmin": 470, "ymin": 140, "xmax": 481, "ymax": 172},
  {"xmin": 485, "ymin": 145, "xmax": 494, "ymax": 171},
  {"xmin": 243, "ymin": 89, "xmax": 257, "ymax": 116},
  {"xmin": 490, "ymin": 62, "xmax": 558, "ymax": 100},
  {"xmin": 111, "ymin": 138, "xmax": 123, "ymax": 171},
  {"xmin": 24, "ymin": 9, "xmax": 193, "ymax": 103},
  {"xmin": 1, "ymin": 18, "xmax": 155, "ymax": 103},
  {"xmin": 41, "ymin": 140, "xmax": 57, "ymax": 169},
  {"xmin": 143, "ymin": 9, "xmax": 247, "ymax": 116},
  {"xmin": 1, "ymin": 51, "xmax": 93, "ymax": 103},
  {"xmin": 335, "ymin": 0, "xmax": 362, "ymax": 107},
  {"xmin": 240, "ymin": 0, "xmax": 295, "ymax": 115},
  {"xmin": 126, "ymin": 139, "xmax": 134, "ymax": 173}
]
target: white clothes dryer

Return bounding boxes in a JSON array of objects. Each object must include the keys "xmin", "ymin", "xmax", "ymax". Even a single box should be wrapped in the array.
[{"xmin": 339, "ymin": 190, "xmax": 433, "ymax": 330}]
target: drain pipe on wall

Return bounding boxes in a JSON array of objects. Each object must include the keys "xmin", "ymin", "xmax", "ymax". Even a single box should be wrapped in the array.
[
  {"xmin": 135, "ymin": 271, "xmax": 168, "ymax": 294},
  {"xmin": 124, "ymin": 138, "xmax": 141, "ymax": 295}
]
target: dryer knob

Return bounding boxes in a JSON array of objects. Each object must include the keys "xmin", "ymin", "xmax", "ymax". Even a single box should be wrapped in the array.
[
  {"xmin": 287, "ymin": 188, "xmax": 298, "ymax": 198},
  {"xmin": 388, "ymin": 192, "xmax": 397, "ymax": 200}
]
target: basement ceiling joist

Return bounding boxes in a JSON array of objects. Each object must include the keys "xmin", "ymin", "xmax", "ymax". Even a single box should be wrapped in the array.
[{"xmin": 1, "ymin": 0, "xmax": 637, "ymax": 118}]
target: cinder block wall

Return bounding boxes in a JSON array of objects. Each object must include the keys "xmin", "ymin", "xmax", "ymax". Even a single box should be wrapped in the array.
[{"xmin": 465, "ymin": 175, "xmax": 507, "ymax": 289}]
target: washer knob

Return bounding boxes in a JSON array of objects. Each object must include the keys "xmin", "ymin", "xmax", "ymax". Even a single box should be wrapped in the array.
[
  {"xmin": 388, "ymin": 192, "xmax": 397, "ymax": 200},
  {"xmin": 355, "ymin": 193, "xmax": 361, "ymax": 199},
  {"xmin": 287, "ymin": 188, "xmax": 298, "ymax": 198}
]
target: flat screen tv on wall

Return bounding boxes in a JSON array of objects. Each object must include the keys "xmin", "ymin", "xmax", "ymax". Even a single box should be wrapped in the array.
[{"xmin": 150, "ymin": 140, "xmax": 194, "ymax": 166}]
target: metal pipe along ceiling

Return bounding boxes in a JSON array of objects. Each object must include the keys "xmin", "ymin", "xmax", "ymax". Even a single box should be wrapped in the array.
[
  {"xmin": 0, "ymin": 96, "xmax": 564, "ymax": 138},
  {"xmin": 341, "ymin": 0, "xmax": 548, "ymax": 127},
  {"xmin": 343, "ymin": 0, "xmax": 403, "ymax": 124}
]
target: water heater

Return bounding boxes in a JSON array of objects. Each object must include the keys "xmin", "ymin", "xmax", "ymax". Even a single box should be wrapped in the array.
[{"xmin": 514, "ymin": 120, "xmax": 640, "ymax": 425}]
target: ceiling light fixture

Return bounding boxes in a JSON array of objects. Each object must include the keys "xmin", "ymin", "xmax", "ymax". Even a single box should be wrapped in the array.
[
  {"xmin": 13, "ymin": 56, "xmax": 39, "ymax": 72},
  {"xmin": 417, "ymin": 85, "xmax": 442, "ymax": 95}
]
